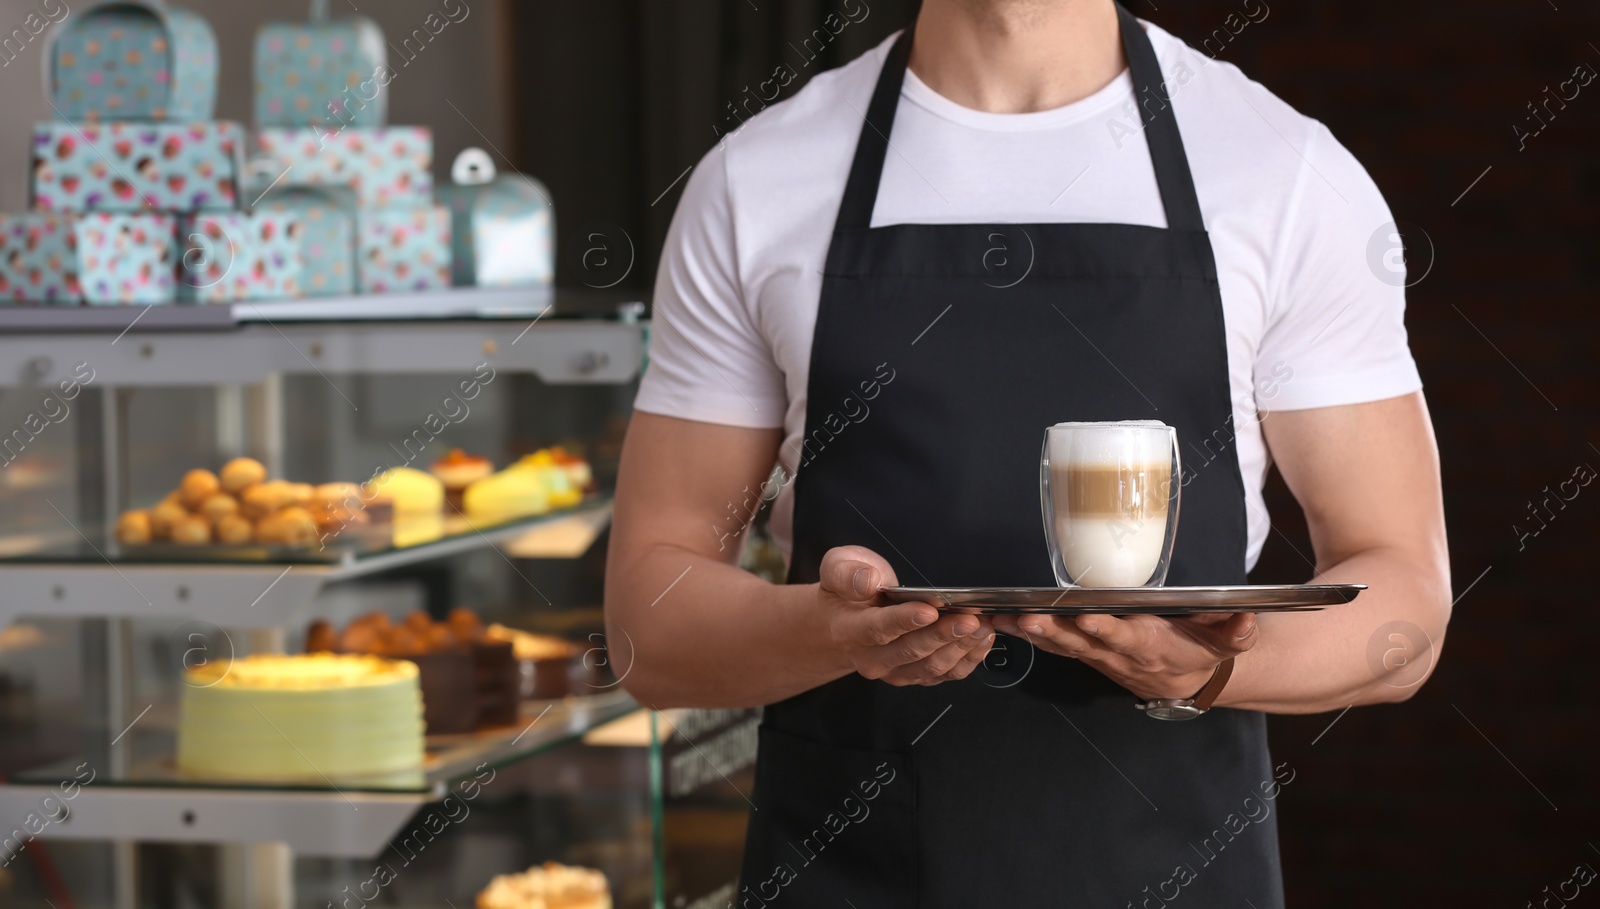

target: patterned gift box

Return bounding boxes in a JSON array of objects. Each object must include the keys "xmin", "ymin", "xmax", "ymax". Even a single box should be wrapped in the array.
[
  {"xmin": 254, "ymin": 0, "xmax": 387, "ymax": 130},
  {"xmin": 437, "ymin": 149, "xmax": 554, "ymax": 288},
  {"xmin": 255, "ymin": 185, "xmax": 357, "ymax": 297},
  {"xmin": 177, "ymin": 212, "xmax": 304, "ymax": 303},
  {"xmin": 31, "ymin": 121, "xmax": 244, "ymax": 213},
  {"xmin": 49, "ymin": 1, "xmax": 218, "ymax": 122},
  {"xmin": 255, "ymin": 127, "xmax": 432, "ymax": 208},
  {"xmin": 0, "ymin": 214, "xmax": 82, "ymax": 304},
  {"xmin": 357, "ymin": 207, "xmax": 451, "ymax": 294},
  {"xmin": 75, "ymin": 212, "xmax": 176, "ymax": 305}
]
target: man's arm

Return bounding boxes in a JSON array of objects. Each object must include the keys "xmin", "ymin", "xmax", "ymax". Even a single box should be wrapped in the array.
[
  {"xmin": 604, "ymin": 412, "xmax": 995, "ymax": 709},
  {"xmin": 1220, "ymin": 391, "xmax": 1450, "ymax": 711},
  {"xmin": 993, "ymin": 392, "xmax": 1450, "ymax": 713}
]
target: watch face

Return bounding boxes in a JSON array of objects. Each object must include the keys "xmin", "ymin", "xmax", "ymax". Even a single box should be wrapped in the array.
[{"xmin": 1145, "ymin": 704, "xmax": 1205, "ymax": 721}]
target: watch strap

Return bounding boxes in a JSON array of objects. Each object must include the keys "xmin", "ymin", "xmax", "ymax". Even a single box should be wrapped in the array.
[{"xmin": 1190, "ymin": 656, "xmax": 1235, "ymax": 711}]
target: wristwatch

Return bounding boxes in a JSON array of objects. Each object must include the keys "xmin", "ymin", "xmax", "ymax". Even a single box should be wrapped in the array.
[{"xmin": 1136, "ymin": 657, "xmax": 1235, "ymax": 720}]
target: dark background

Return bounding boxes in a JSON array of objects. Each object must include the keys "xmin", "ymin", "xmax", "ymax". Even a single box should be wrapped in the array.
[{"xmin": 508, "ymin": 1, "xmax": 1600, "ymax": 905}]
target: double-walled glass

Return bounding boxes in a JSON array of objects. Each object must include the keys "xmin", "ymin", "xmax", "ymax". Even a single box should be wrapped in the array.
[{"xmin": 1040, "ymin": 421, "xmax": 1181, "ymax": 588}]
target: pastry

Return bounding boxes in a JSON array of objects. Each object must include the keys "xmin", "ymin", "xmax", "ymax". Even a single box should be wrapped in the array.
[
  {"xmin": 238, "ymin": 483, "xmax": 279, "ymax": 520},
  {"xmin": 486, "ymin": 624, "xmax": 581, "ymax": 700},
  {"xmin": 119, "ymin": 462, "xmax": 369, "ymax": 550},
  {"xmin": 263, "ymin": 480, "xmax": 297, "ymax": 511},
  {"xmin": 177, "ymin": 653, "xmax": 426, "ymax": 780},
  {"xmin": 475, "ymin": 862, "xmax": 611, "ymax": 909},
  {"xmin": 215, "ymin": 514, "xmax": 254, "ymax": 546},
  {"xmin": 149, "ymin": 500, "xmax": 188, "ymax": 539},
  {"xmin": 357, "ymin": 476, "xmax": 395, "ymax": 522},
  {"xmin": 510, "ymin": 451, "xmax": 583, "ymax": 509},
  {"xmin": 549, "ymin": 446, "xmax": 593, "ymax": 491},
  {"xmin": 310, "ymin": 483, "xmax": 366, "ymax": 531},
  {"xmin": 487, "ymin": 624, "xmax": 576, "ymax": 661},
  {"xmin": 219, "ymin": 457, "xmax": 267, "ymax": 494},
  {"xmin": 431, "ymin": 449, "xmax": 494, "ymax": 509},
  {"xmin": 371, "ymin": 467, "xmax": 444, "ymax": 514},
  {"xmin": 473, "ymin": 638, "xmax": 519, "ymax": 726},
  {"xmin": 315, "ymin": 504, "xmax": 369, "ymax": 534},
  {"xmin": 305, "ymin": 619, "xmax": 338, "ymax": 653},
  {"xmin": 259, "ymin": 508, "xmax": 318, "ymax": 548},
  {"xmin": 316, "ymin": 482, "xmax": 362, "ymax": 514},
  {"xmin": 198, "ymin": 493, "xmax": 239, "ymax": 523},
  {"xmin": 179, "ymin": 469, "xmax": 221, "ymax": 508},
  {"xmin": 170, "ymin": 514, "xmax": 212, "ymax": 545},
  {"xmin": 448, "ymin": 605, "xmax": 484, "ymax": 641},
  {"xmin": 115, "ymin": 510, "xmax": 152, "ymax": 544},
  {"xmin": 463, "ymin": 468, "xmax": 549, "ymax": 521},
  {"xmin": 285, "ymin": 482, "xmax": 316, "ymax": 510},
  {"xmin": 312, "ymin": 608, "xmax": 521, "ymax": 734},
  {"xmin": 391, "ymin": 511, "xmax": 444, "ymax": 548},
  {"xmin": 405, "ymin": 648, "xmax": 478, "ymax": 735}
]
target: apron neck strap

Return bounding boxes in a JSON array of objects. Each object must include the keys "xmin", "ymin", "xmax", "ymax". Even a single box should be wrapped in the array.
[
  {"xmin": 1113, "ymin": 4, "xmax": 1204, "ymax": 232},
  {"xmin": 832, "ymin": 5, "xmax": 1206, "ymax": 234}
]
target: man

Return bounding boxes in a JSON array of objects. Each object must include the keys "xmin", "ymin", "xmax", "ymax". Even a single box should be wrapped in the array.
[{"xmin": 606, "ymin": 0, "xmax": 1450, "ymax": 905}]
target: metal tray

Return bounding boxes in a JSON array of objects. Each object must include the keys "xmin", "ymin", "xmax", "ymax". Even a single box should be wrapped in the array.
[{"xmin": 881, "ymin": 584, "xmax": 1365, "ymax": 615}]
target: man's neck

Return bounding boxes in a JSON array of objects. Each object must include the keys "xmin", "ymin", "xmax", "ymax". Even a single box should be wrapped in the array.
[{"xmin": 907, "ymin": 0, "xmax": 1127, "ymax": 114}]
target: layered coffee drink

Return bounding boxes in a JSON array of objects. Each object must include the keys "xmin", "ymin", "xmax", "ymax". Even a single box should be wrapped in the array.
[{"xmin": 1041, "ymin": 421, "xmax": 1179, "ymax": 587}]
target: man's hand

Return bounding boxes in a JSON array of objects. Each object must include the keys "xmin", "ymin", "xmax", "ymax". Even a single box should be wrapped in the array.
[
  {"xmin": 989, "ymin": 611, "xmax": 1258, "ymax": 700},
  {"xmin": 820, "ymin": 546, "xmax": 995, "ymax": 686}
]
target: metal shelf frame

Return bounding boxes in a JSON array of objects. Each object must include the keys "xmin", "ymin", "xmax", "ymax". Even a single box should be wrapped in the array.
[{"xmin": 0, "ymin": 786, "xmax": 428, "ymax": 859}]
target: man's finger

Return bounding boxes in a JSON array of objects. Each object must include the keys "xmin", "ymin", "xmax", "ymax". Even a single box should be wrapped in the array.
[
  {"xmin": 922, "ymin": 630, "xmax": 995, "ymax": 676},
  {"xmin": 944, "ymin": 638, "xmax": 993, "ymax": 680},
  {"xmin": 1217, "ymin": 612, "xmax": 1258, "ymax": 652},
  {"xmin": 1173, "ymin": 612, "xmax": 1259, "ymax": 654},
  {"xmin": 889, "ymin": 631, "xmax": 994, "ymax": 682},
  {"xmin": 820, "ymin": 556, "xmax": 881, "ymax": 603},
  {"xmin": 880, "ymin": 615, "xmax": 983, "ymax": 665},
  {"xmin": 819, "ymin": 546, "xmax": 900, "ymax": 601},
  {"xmin": 1016, "ymin": 617, "xmax": 1104, "ymax": 659},
  {"xmin": 1074, "ymin": 614, "xmax": 1149, "ymax": 653},
  {"xmin": 847, "ymin": 600, "xmax": 938, "ymax": 646}
]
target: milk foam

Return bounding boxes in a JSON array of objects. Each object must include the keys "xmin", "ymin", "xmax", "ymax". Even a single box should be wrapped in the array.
[{"xmin": 1046, "ymin": 420, "xmax": 1174, "ymax": 470}]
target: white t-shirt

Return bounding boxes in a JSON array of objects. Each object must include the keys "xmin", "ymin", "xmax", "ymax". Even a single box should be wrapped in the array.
[{"xmin": 635, "ymin": 21, "xmax": 1422, "ymax": 571}]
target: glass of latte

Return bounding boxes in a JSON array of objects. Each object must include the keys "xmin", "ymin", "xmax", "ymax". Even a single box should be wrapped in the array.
[{"xmin": 1040, "ymin": 421, "xmax": 1181, "ymax": 588}]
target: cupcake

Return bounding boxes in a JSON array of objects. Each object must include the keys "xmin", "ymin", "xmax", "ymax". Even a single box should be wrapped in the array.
[{"xmin": 430, "ymin": 449, "xmax": 493, "ymax": 510}]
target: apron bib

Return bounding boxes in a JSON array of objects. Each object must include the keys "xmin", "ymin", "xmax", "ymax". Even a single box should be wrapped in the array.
[{"xmin": 739, "ymin": 8, "xmax": 1282, "ymax": 907}]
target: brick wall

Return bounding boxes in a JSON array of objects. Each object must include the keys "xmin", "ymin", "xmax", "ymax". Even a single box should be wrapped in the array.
[{"xmin": 1150, "ymin": 1, "xmax": 1600, "ymax": 904}]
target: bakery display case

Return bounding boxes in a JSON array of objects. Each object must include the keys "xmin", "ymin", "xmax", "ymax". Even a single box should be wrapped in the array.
[{"xmin": 0, "ymin": 290, "xmax": 661, "ymax": 908}]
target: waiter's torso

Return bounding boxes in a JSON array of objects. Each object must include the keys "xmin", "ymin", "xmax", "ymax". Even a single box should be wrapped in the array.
[{"xmin": 739, "ymin": 8, "xmax": 1282, "ymax": 908}]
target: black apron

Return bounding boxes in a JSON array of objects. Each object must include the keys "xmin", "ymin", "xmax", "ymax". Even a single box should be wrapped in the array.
[{"xmin": 739, "ymin": 8, "xmax": 1282, "ymax": 908}]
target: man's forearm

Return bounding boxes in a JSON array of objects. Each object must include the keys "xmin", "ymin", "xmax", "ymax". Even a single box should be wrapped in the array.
[
  {"xmin": 1216, "ymin": 545, "xmax": 1452, "ymax": 713},
  {"xmin": 604, "ymin": 544, "xmax": 851, "ymax": 708}
]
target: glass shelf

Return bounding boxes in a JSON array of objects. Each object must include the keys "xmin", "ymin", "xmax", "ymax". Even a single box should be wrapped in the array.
[
  {"xmin": 0, "ymin": 498, "xmax": 611, "ymax": 571},
  {"xmin": 12, "ymin": 690, "xmax": 636, "ymax": 797},
  {"xmin": 0, "ymin": 501, "xmax": 613, "ymax": 628}
]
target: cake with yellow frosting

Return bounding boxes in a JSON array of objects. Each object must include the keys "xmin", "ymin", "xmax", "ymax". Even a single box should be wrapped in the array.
[
  {"xmin": 476, "ymin": 862, "xmax": 611, "ymax": 909},
  {"xmin": 463, "ymin": 467, "xmax": 550, "ymax": 521},
  {"xmin": 511, "ymin": 451, "xmax": 584, "ymax": 510},
  {"xmin": 463, "ymin": 449, "xmax": 587, "ymax": 521},
  {"xmin": 177, "ymin": 653, "xmax": 426, "ymax": 780},
  {"xmin": 370, "ymin": 466, "xmax": 445, "ymax": 514}
]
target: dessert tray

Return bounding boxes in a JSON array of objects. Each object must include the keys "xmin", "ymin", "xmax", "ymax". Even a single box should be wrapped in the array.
[{"xmin": 881, "ymin": 583, "xmax": 1365, "ymax": 615}]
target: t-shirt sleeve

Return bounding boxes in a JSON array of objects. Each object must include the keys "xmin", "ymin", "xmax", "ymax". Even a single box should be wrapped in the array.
[
  {"xmin": 1254, "ymin": 123, "xmax": 1423, "ymax": 412},
  {"xmin": 633, "ymin": 144, "xmax": 788, "ymax": 428}
]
